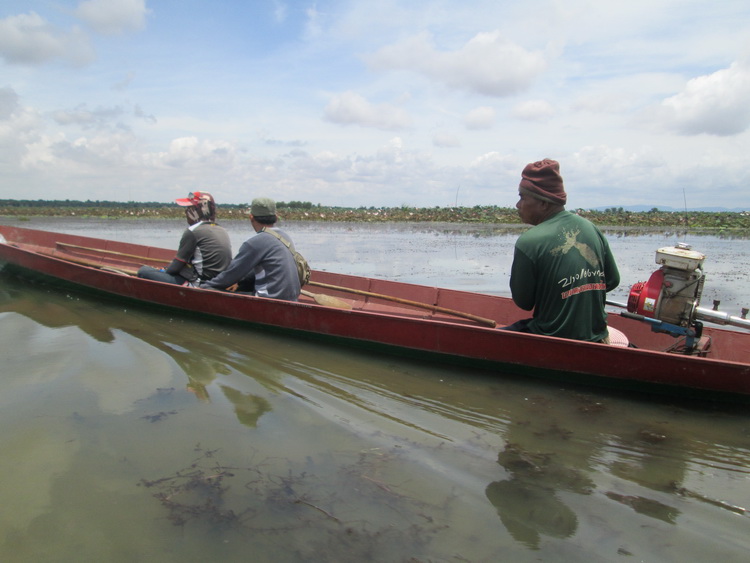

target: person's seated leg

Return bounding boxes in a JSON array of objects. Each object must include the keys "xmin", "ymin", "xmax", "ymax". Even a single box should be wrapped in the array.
[
  {"xmin": 499, "ymin": 318, "xmax": 532, "ymax": 332},
  {"xmin": 137, "ymin": 265, "xmax": 185, "ymax": 285}
]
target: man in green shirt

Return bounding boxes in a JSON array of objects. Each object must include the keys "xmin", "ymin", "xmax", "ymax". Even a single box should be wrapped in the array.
[{"xmin": 504, "ymin": 159, "xmax": 620, "ymax": 342}]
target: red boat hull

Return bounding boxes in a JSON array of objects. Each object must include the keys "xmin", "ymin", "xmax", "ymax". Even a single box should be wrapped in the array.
[{"xmin": 2, "ymin": 225, "xmax": 749, "ymax": 401}]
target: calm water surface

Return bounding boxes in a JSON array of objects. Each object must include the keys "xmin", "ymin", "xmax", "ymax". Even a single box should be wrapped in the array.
[{"xmin": 1, "ymin": 217, "xmax": 749, "ymax": 562}]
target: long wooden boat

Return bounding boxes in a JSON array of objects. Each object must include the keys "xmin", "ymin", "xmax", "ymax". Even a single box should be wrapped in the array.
[{"xmin": 1, "ymin": 225, "xmax": 749, "ymax": 402}]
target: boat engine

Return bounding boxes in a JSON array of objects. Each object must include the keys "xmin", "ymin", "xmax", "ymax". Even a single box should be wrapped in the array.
[
  {"xmin": 619, "ymin": 243, "xmax": 750, "ymax": 354},
  {"xmin": 627, "ymin": 243, "xmax": 705, "ymax": 328}
]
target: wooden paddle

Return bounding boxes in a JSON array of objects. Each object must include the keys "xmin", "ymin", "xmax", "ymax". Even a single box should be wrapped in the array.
[
  {"xmin": 38, "ymin": 248, "xmax": 141, "ymax": 275},
  {"xmin": 308, "ymin": 281, "xmax": 497, "ymax": 327},
  {"xmin": 56, "ymin": 242, "xmax": 166, "ymax": 264},
  {"xmin": 300, "ymin": 289, "xmax": 352, "ymax": 309}
]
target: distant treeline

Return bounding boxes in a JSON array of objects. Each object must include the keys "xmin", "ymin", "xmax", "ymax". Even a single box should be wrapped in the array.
[
  {"xmin": 1, "ymin": 199, "xmax": 749, "ymax": 230},
  {"xmin": 0, "ymin": 199, "xmax": 318, "ymax": 210}
]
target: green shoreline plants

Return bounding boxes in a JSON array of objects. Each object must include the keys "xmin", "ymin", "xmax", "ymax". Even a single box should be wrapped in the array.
[{"xmin": 1, "ymin": 199, "xmax": 749, "ymax": 230}]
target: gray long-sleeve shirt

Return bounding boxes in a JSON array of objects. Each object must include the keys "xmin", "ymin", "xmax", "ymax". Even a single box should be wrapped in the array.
[{"xmin": 202, "ymin": 228, "xmax": 300, "ymax": 301}]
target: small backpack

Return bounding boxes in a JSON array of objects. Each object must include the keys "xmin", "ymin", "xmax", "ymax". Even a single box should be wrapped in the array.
[{"xmin": 262, "ymin": 228, "xmax": 311, "ymax": 286}]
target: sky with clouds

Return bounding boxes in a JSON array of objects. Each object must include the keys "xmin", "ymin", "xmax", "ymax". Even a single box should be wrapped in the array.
[{"xmin": 1, "ymin": 0, "xmax": 749, "ymax": 210}]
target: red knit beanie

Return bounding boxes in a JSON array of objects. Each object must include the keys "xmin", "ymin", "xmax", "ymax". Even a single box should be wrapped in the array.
[{"xmin": 519, "ymin": 159, "xmax": 567, "ymax": 205}]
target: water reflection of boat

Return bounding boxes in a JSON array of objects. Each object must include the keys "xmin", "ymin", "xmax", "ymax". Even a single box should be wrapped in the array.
[
  {"xmin": 1, "ymin": 225, "xmax": 750, "ymax": 402},
  {"xmin": 0, "ymin": 281, "xmax": 272, "ymax": 426},
  {"xmin": 2, "ymin": 273, "xmax": 749, "ymax": 556}
]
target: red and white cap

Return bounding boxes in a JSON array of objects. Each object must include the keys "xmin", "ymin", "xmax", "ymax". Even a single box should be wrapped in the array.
[{"xmin": 175, "ymin": 191, "xmax": 214, "ymax": 206}]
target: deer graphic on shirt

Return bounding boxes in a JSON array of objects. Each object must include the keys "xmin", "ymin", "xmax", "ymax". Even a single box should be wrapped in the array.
[{"xmin": 550, "ymin": 229, "xmax": 601, "ymax": 269}]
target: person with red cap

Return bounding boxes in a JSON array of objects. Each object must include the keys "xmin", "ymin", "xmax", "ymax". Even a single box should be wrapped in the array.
[
  {"xmin": 137, "ymin": 191, "xmax": 232, "ymax": 285},
  {"xmin": 504, "ymin": 159, "xmax": 620, "ymax": 342}
]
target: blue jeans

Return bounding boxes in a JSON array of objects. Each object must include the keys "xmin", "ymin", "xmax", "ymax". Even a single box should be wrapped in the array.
[{"xmin": 137, "ymin": 266, "xmax": 187, "ymax": 285}]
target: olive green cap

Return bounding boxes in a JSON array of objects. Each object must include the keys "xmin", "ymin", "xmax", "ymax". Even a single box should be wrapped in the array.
[{"xmin": 250, "ymin": 197, "xmax": 276, "ymax": 216}]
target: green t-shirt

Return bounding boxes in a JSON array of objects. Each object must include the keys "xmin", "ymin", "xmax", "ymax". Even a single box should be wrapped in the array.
[{"xmin": 510, "ymin": 210, "xmax": 620, "ymax": 341}]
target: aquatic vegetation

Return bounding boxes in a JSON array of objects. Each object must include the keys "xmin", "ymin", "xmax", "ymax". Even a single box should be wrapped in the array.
[
  {"xmin": 140, "ymin": 410, "xmax": 177, "ymax": 423},
  {"xmin": 138, "ymin": 445, "xmax": 449, "ymax": 559},
  {"xmin": 1, "ymin": 199, "xmax": 749, "ymax": 231}
]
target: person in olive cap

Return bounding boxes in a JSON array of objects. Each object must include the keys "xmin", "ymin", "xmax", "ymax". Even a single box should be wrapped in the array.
[
  {"xmin": 137, "ymin": 191, "xmax": 232, "ymax": 285},
  {"xmin": 200, "ymin": 197, "xmax": 301, "ymax": 301},
  {"xmin": 503, "ymin": 159, "xmax": 620, "ymax": 342}
]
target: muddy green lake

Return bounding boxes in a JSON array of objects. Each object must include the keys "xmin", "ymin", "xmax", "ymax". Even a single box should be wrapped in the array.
[{"xmin": 1, "ymin": 217, "xmax": 749, "ymax": 562}]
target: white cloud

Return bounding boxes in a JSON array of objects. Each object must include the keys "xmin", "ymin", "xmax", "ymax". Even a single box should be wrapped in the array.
[
  {"xmin": 659, "ymin": 61, "xmax": 750, "ymax": 136},
  {"xmin": 155, "ymin": 137, "xmax": 238, "ymax": 169},
  {"xmin": 273, "ymin": 1, "xmax": 288, "ymax": 23},
  {"xmin": 133, "ymin": 105, "xmax": 156, "ymax": 124},
  {"xmin": 570, "ymin": 89, "xmax": 638, "ymax": 115},
  {"xmin": 0, "ymin": 87, "xmax": 21, "ymax": 120},
  {"xmin": 49, "ymin": 102, "xmax": 156, "ymax": 130},
  {"xmin": 0, "ymin": 88, "xmax": 45, "ymax": 168},
  {"xmin": 75, "ymin": 0, "xmax": 150, "ymax": 36},
  {"xmin": 469, "ymin": 151, "xmax": 522, "ymax": 181},
  {"xmin": 323, "ymin": 91, "xmax": 412, "ymax": 130},
  {"xmin": 433, "ymin": 132, "xmax": 461, "ymax": 148},
  {"xmin": 464, "ymin": 106, "xmax": 495, "ymax": 130},
  {"xmin": 565, "ymin": 145, "xmax": 673, "ymax": 206},
  {"xmin": 1, "ymin": 2, "xmax": 750, "ymax": 210},
  {"xmin": 366, "ymin": 30, "xmax": 546, "ymax": 97},
  {"xmin": 112, "ymin": 71, "xmax": 136, "ymax": 92},
  {"xmin": 512, "ymin": 100, "xmax": 555, "ymax": 122},
  {"xmin": 0, "ymin": 12, "xmax": 94, "ymax": 65},
  {"xmin": 304, "ymin": 5, "xmax": 323, "ymax": 39},
  {"xmin": 570, "ymin": 145, "xmax": 663, "ymax": 180},
  {"xmin": 52, "ymin": 104, "xmax": 126, "ymax": 129},
  {"xmin": 564, "ymin": 143, "xmax": 750, "ymax": 208}
]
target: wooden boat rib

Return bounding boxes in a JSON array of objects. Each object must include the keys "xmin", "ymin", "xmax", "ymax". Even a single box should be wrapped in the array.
[{"xmin": 2, "ymin": 225, "xmax": 750, "ymax": 402}]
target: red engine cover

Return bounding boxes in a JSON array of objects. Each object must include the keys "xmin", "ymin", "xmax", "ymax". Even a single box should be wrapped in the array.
[{"xmin": 627, "ymin": 269, "xmax": 664, "ymax": 318}]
